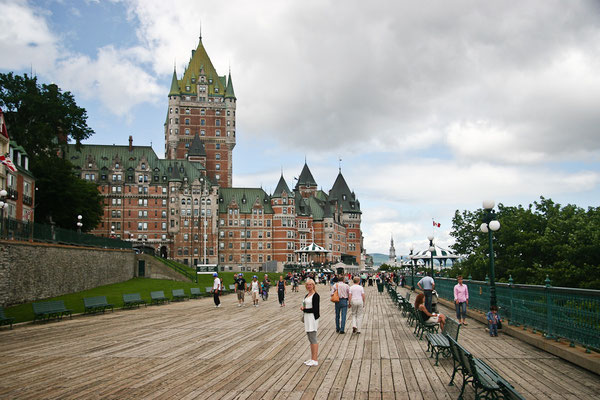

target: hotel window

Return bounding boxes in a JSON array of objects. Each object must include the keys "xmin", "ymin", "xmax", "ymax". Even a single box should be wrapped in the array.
[
  {"xmin": 185, "ymin": 118, "xmax": 190, "ymax": 125},
  {"xmin": 215, "ymin": 143, "xmax": 220, "ymax": 149},
  {"xmin": 201, "ymin": 109, "xmax": 206, "ymax": 115},
  {"xmin": 200, "ymin": 119, "xmax": 205, "ymax": 126},
  {"xmin": 216, "ymin": 119, "xmax": 221, "ymax": 127},
  {"xmin": 216, "ymin": 164, "xmax": 220, "ymax": 170},
  {"xmin": 185, "ymin": 108, "xmax": 190, "ymax": 114},
  {"xmin": 215, "ymin": 174, "xmax": 220, "ymax": 180},
  {"xmin": 185, "ymin": 128, "xmax": 190, "ymax": 135},
  {"xmin": 200, "ymin": 130, "xmax": 205, "ymax": 136},
  {"xmin": 216, "ymin": 130, "xmax": 220, "ymax": 136}
]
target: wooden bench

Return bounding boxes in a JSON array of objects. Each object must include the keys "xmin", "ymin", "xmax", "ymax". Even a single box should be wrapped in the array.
[
  {"xmin": 122, "ymin": 293, "xmax": 146, "ymax": 309},
  {"xmin": 32, "ymin": 300, "xmax": 72, "ymax": 322},
  {"xmin": 172, "ymin": 289, "xmax": 189, "ymax": 301},
  {"xmin": 448, "ymin": 337, "xmax": 525, "ymax": 400},
  {"xmin": 414, "ymin": 307, "xmax": 439, "ymax": 340},
  {"xmin": 190, "ymin": 287, "xmax": 202, "ymax": 299},
  {"xmin": 84, "ymin": 296, "xmax": 114, "ymax": 314},
  {"xmin": 0, "ymin": 307, "xmax": 15, "ymax": 329},
  {"xmin": 426, "ymin": 317, "xmax": 461, "ymax": 365},
  {"xmin": 150, "ymin": 291, "xmax": 169, "ymax": 305}
]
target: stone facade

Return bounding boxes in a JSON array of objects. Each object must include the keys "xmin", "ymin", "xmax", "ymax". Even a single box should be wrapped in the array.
[{"xmin": 0, "ymin": 240, "xmax": 135, "ymax": 306}]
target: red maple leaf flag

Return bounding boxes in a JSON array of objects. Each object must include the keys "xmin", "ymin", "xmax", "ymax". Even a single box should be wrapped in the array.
[
  {"xmin": 433, "ymin": 220, "xmax": 441, "ymax": 228},
  {"xmin": 0, "ymin": 155, "xmax": 16, "ymax": 172}
]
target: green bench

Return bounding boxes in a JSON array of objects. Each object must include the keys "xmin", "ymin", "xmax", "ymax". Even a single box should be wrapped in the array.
[
  {"xmin": 406, "ymin": 303, "xmax": 417, "ymax": 326},
  {"xmin": 448, "ymin": 337, "xmax": 525, "ymax": 399},
  {"xmin": 172, "ymin": 289, "xmax": 189, "ymax": 301},
  {"xmin": 426, "ymin": 317, "xmax": 461, "ymax": 365},
  {"xmin": 83, "ymin": 296, "xmax": 114, "ymax": 314},
  {"xmin": 190, "ymin": 287, "xmax": 202, "ymax": 299},
  {"xmin": 414, "ymin": 307, "xmax": 439, "ymax": 340},
  {"xmin": 228, "ymin": 284, "xmax": 236, "ymax": 291},
  {"xmin": 205, "ymin": 287, "xmax": 214, "ymax": 294},
  {"xmin": 32, "ymin": 300, "xmax": 72, "ymax": 322},
  {"xmin": 150, "ymin": 290, "xmax": 169, "ymax": 305},
  {"xmin": 122, "ymin": 293, "xmax": 146, "ymax": 309},
  {"xmin": 0, "ymin": 307, "xmax": 15, "ymax": 329}
]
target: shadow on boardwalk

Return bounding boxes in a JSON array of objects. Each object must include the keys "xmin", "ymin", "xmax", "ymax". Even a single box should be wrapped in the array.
[{"xmin": 0, "ymin": 285, "xmax": 599, "ymax": 399}]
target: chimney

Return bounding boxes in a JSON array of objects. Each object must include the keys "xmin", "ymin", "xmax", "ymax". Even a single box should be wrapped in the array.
[{"xmin": 128, "ymin": 135, "xmax": 133, "ymax": 151}]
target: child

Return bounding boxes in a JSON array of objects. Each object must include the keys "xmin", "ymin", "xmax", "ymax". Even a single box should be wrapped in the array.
[{"xmin": 486, "ymin": 305, "xmax": 501, "ymax": 337}]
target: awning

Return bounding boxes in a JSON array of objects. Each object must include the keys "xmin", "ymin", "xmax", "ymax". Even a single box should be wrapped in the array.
[
  {"xmin": 411, "ymin": 244, "xmax": 460, "ymax": 260},
  {"xmin": 295, "ymin": 242, "xmax": 331, "ymax": 253}
]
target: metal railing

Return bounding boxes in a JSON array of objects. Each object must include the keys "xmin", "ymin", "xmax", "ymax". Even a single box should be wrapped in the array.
[
  {"xmin": 0, "ymin": 217, "xmax": 132, "ymax": 250},
  {"xmin": 406, "ymin": 275, "xmax": 600, "ymax": 351}
]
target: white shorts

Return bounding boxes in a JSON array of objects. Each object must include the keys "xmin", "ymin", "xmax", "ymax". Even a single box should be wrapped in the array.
[{"xmin": 426, "ymin": 315, "xmax": 439, "ymax": 324}]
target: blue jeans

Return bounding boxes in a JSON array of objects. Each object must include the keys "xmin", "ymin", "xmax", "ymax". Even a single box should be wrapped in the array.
[
  {"xmin": 456, "ymin": 302, "xmax": 467, "ymax": 320},
  {"xmin": 424, "ymin": 290, "xmax": 433, "ymax": 313},
  {"xmin": 335, "ymin": 299, "xmax": 348, "ymax": 332},
  {"xmin": 489, "ymin": 323, "xmax": 498, "ymax": 336}
]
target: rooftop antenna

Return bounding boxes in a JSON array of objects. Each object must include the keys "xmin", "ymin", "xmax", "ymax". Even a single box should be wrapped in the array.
[
  {"xmin": 199, "ymin": 19, "xmax": 202, "ymax": 41},
  {"xmin": 338, "ymin": 157, "xmax": 342, "ymax": 173}
]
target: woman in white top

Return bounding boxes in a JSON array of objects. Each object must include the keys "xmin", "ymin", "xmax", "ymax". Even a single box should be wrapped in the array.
[
  {"xmin": 251, "ymin": 276, "xmax": 260, "ymax": 307},
  {"xmin": 301, "ymin": 278, "xmax": 320, "ymax": 366},
  {"xmin": 349, "ymin": 277, "xmax": 366, "ymax": 334}
]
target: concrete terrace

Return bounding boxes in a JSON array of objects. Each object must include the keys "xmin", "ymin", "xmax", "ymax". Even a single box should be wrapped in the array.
[{"xmin": 0, "ymin": 285, "xmax": 599, "ymax": 399}]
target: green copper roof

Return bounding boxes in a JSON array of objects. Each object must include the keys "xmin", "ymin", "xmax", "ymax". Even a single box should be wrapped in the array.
[
  {"xmin": 225, "ymin": 71, "xmax": 236, "ymax": 99},
  {"xmin": 272, "ymin": 175, "xmax": 292, "ymax": 197},
  {"xmin": 179, "ymin": 40, "xmax": 225, "ymax": 96},
  {"xmin": 168, "ymin": 69, "xmax": 180, "ymax": 96},
  {"xmin": 295, "ymin": 162, "xmax": 317, "ymax": 188},
  {"xmin": 329, "ymin": 172, "xmax": 361, "ymax": 214},
  {"xmin": 218, "ymin": 188, "xmax": 274, "ymax": 214},
  {"xmin": 188, "ymin": 134, "xmax": 206, "ymax": 157}
]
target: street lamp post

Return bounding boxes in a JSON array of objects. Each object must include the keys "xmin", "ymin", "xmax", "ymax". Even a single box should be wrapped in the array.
[
  {"xmin": 76, "ymin": 214, "xmax": 83, "ymax": 234},
  {"xmin": 428, "ymin": 235, "xmax": 435, "ymax": 277},
  {"xmin": 480, "ymin": 200, "xmax": 501, "ymax": 308},
  {"xmin": 409, "ymin": 245, "xmax": 415, "ymax": 291}
]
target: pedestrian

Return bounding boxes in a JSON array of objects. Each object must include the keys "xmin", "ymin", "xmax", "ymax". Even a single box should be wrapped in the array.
[
  {"xmin": 293, "ymin": 274, "xmax": 299, "ymax": 292},
  {"xmin": 301, "ymin": 278, "xmax": 320, "ymax": 366},
  {"xmin": 348, "ymin": 277, "xmax": 365, "ymax": 334},
  {"xmin": 486, "ymin": 305, "xmax": 501, "ymax": 337},
  {"xmin": 262, "ymin": 274, "xmax": 271, "ymax": 301},
  {"xmin": 235, "ymin": 273, "xmax": 247, "ymax": 307},
  {"xmin": 251, "ymin": 275, "xmax": 260, "ymax": 307},
  {"xmin": 212, "ymin": 272, "xmax": 222, "ymax": 308},
  {"xmin": 277, "ymin": 275, "xmax": 287, "ymax": 306},
  {"xmin": 332, "ymin": 274, "xmax": 349, "ymax": 334},
  {"xmin": 453, "ymin": 275, "xmax": 469, "ymax": 325},
  {"xmin": 417, "ymin": 274, "xmax": 435, "ymax": 313}
]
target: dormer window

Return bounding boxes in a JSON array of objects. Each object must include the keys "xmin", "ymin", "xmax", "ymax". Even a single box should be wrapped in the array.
[
  {"xmin": 343, "ymin": 194, "xmax": 347, "ymax": 200},
  {"xmin": 141, "ymin": 163, "xmax": 146, "ymax": 170},
  {"xmin": 88, "ymin": 162, "xmax": 93, "ymax": 168},
  {"xmin": 191, "ymin": 78, "xmax": 196, "ymax": 83},
  {"xmin": 115, "ymin": 163, "xmax": 119, "ymax": 169},
  {"xmin": 209, "ymin": 79, "xmax": 213, "ymax": 84},
  {"xmin": 214, "ymin": 87, "xmax": 219, "ymax": 93},
  {"xmin": 185, "ymin": 85, "xmax": 190, "ymax": 91}
]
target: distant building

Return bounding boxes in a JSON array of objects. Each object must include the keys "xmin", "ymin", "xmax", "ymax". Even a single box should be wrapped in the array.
[
  {"xmin": 65, "ymin": 34, "xmax": 364, "ymax": 271},
  {"xmin": 0, "ymin": 109, "xmax": 35, "ymax": 222},
  {"xmin": 389, "ymin": 235, "xmax": 396, "ymax": 264}
]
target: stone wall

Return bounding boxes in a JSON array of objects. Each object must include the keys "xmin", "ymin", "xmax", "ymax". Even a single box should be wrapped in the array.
[
  {"xmin": 0, "ymin": 240, "xmax": 135, "ymax": 306},
  {"xmin": 135, "ymin": 254, "xmax": 191, "ymax": 282}
]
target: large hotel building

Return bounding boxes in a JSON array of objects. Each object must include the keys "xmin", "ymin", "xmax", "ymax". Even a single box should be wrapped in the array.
[{"xmin": 65, "ymin": 36, "xmax": 364, "ymax": 271}]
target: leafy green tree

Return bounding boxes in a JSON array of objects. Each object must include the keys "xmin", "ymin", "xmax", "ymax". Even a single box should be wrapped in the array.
[
  {"xmin": 0, "ymin": 73, "xmax": 102, "ymax": 230},
  {"xmin": 450, "ymin": 197, "xmax": 600, "ymax": 289},
  {"xmin": 0, "ymin": 72, "xmax": 93, "ymax": 157}
]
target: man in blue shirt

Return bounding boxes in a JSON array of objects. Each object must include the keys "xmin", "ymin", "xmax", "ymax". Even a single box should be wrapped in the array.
[{"xmin": 418, "ymin": 275, "xmax": 435, "ymax": 313}]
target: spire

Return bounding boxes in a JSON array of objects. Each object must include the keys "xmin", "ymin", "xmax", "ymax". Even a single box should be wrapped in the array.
[
  {"xmin": 168, "ymin": 68, "xmax": 180, "ymax": 96},
  {"xmin": 295, "ymin": 161, "xmax": 317, "ymax": 189},
  {"xmin": 273, "ymin": 174, "xmax": 291, "ymax": 197},
  {"xmin": 188, "ymin": 133, "xmax": 206, "ymax": 157},
  {"xmin": 225, "ymin": 68, "xmax": 236, "ymax": 99}
]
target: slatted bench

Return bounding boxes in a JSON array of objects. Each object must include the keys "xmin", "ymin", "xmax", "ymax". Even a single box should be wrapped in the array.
[
  {"xmin": 32, "ymin": 300, "xmax": 72, "ymax": 322},
  {"xmin": 414, "ymin": 307, "xmax": 439, "ymax": 340},
  {"xmin": 448, "ymin": 337, "xmax": 525, "ymax": 400},
  {"xmin": 229, "ymin": 284, "xmax": 236, "ymax": 291},
  {"xmin": 150, "ymin": 291, "xmax": 169, "ymax": 305},
  {"xmin": 426, "ymin": 317, "xmax": 461, "ymax": 365},
  {"xmin": 172, "ymin": 289, "xmax": 189, "ymax": 301},
  {"xmin": 205, "ymin": 287, "xmax": 214, "ymax": 294},
  {"xmin": 83, "ymin": 296, "xmax": 114, "ymax": 314},
  {"xmin": 0, "ymin": 307, "xmax": 15, "ymax": 329},
  {"xmin": 190, "ymin": 287, "xmax": 202, "ymax": 299},
  {"xmin": 122, "ymin": 293, "xmax": 146, "ymax": 309}
]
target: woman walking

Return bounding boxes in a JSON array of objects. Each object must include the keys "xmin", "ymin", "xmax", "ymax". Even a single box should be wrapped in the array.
[
  {"xmin": 277, "ymin": 275, "xmax": 287, "ymax": 307},
  {"xmin": 348, "ymin": 277, "xmax": 365, "ymax": 334},
  {"xmin": 301, "ymin": 278, "xmax": 320, "ymax": 366}
]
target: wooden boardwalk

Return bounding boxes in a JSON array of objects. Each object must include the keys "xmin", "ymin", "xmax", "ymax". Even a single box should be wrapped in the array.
[{"xmin": 1, "ymin": 285, "xmax": 599, "ymax": 399}]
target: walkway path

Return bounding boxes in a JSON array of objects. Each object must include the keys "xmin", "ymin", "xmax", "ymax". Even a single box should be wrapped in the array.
[{"xmin": 0, "ymin": 284, "xmax": 599, "ymax": 399}]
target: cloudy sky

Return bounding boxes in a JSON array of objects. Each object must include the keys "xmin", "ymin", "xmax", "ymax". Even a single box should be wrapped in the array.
[{"xmin": 2, "ymin": 0, "xmax": 600, "ymax": 256}]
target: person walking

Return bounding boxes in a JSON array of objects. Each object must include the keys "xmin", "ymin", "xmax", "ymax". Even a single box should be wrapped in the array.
[
  {"xmin": 301, "ymin": 278, "xmax": 320, "ymax": 366},
  {"xmin": 417, "ymin": 274, "xmax": 435, "ymax": 313},
  {"xmin": 262, "ymin": 274, "xmax": 271, "ymax": 301},
  {"xmin": 235, "ymin": 273, "xmax": 247, "ymax": 307},
  {"xmin": 212, "ymin": 272, "xmax": 222, "ymax": 308},
  {"xmin": 349, "ymin": 277, "xmax": 366, "ymax": 334},
  {"xmin": 251, "ymin": 276, "xmax": 260, "ymax": 307},
  {"xmin": 453, "ymin": 275, "xmax": 469, "ymax": 325},
  {"xmin": 332, "ymin": 274, "xmax": 349, "ymax": 334},
  {"xmin": 277, "ymin": 275, "xmax": 287, "ymax": 307}
]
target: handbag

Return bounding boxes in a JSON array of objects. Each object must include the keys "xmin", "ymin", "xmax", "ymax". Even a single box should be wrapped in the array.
[
  {"xmin": 301, "ymin": 313, "xmax": 305, "ymax": 323},
  {"xmin": 330, "ymin": 283, "xmax": 340, "ymax": 303}
]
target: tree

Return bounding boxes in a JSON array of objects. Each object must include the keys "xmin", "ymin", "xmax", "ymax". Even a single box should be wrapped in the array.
[
  {"xmin": 0, "ymin": 73, "xmax": 102, "ymax": 230},
  {"xmin": 0, "ymin": 72, "xmax": 93, "ymax": 157},
  {"xmin": 31, "ymin": 155, "xmax": 103, "ymax": 231},
  {"xmin": 450, "ymin": 197, "xmax": 600, "ymax": 289}
]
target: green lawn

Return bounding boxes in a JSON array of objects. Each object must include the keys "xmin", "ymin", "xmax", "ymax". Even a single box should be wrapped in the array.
[{"xmin": 3, "ymin": 272, "xmax": 289, "ymax": 324}]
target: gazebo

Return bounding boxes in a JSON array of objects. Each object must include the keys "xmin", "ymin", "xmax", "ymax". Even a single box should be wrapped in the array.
[
  {"xmin": 295, "ymin": 242, "xmax": 331, "ymax": 265},
  {"xmin": 411, "ymin": 244, "xmax": 460, "ymax": 270}
]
